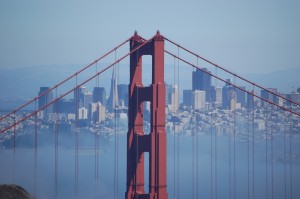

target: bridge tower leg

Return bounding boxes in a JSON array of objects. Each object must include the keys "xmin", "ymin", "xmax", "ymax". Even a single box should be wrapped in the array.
[{"xmin": 125, "ymin": 31, "xmax": 168, "ymax": 199}]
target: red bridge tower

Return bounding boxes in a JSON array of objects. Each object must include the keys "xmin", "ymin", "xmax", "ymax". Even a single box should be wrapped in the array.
[{"xmin": 125, "ymin": 31, "xmax": 168, "ymax": 199}]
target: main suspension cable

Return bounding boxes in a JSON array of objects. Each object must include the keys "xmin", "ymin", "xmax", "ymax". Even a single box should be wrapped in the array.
[{"xmin": 164, "ymin": 37, "xmax": 300, "ymax": 108}]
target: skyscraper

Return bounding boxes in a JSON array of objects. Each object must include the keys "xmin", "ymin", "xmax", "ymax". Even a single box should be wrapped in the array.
[
  {"xmin": 192, "ymin": 68, "xmax": 211, "ymax": 102},
  {"xmin": 89, "ymin": 102, "xmax": 106, "ymax": 123},
  {"xmin": 107, "ymin": 68, "xmax": 119, "ymax": 112},
  {"xmin": 183, "ymin": 90, "xmax": 193, "ymax": 107},
  {"xmin": 82, "ymin": 92, "xmax": 93, "ymax": 109},
  {"xmin": 118, "ymin": 84, "xmax": 129, "ymax": 107},
  {"xmin": 215, "ymin": 86, "xmax": 222, "ymax": 108},
  {"xmin": 261, "ymin": 88, "xmax": 278, "ymax": 106},
  {"xmin": 74, "ymin": 86, "xmax": 88, "ymax": 108},
  {"xmin": 192, "ymin": 90, "xmax": 206, "ymax": 110},
  {"xmin": 93, "ymin": 87, "xmax": 107, "ymax": 106},
  {"xmin": 236, "ymin": 86, "xmax": 246, "ymax": 108},
  {"xmin": 167, "ymin": 84, "xmax": 178, "ymax": 112},
  {"xmin": 38, "ymin": 87, "xmax": 53, "ymax": 119}
]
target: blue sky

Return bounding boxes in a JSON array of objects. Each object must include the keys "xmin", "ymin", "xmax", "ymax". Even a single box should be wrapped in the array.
[{"xmin": 0, "ymin": 0, "xmax": 299, "ymax": 74}]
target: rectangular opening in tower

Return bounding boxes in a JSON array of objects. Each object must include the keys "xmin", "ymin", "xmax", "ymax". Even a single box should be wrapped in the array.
[
  {"xmin": 144, "ymin": 151, "xmax": 149, "ymax": 193},
  {"xmin": 143, "ymin": 101, "xmax": 151, "ymax": 134},
  {"xmin": 142, "ymin": 55, "xmax": 152, "ymax": 86}
]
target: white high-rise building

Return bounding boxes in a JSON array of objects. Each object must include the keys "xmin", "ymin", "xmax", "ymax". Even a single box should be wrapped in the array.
[
  {"xmin": 168, "ymin": 84, "xmax": 179, "ymax": 112},
  {"xmin": 78, "ymin": 107, "xmax": 88, "ymax": 120},
  {"xmin": 215, "ymin": 86, "xmax": 222, "ymax": 108},
  {"xmin": 192, "ymin": 90, "xmax": 206, "ymax": 110},
  {"xmin": 89, "ymin": 102, "xmax": 106, "ymax": 123}
]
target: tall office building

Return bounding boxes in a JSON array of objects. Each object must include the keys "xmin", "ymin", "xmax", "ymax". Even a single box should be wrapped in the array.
[
  {"xmin": 107, "ymin": 68, "xmax": 119, "ymax": 112},
  {"xmin": 74, "ymin": 86, "xmax": 88, "ymax": 108},
  {"xmin": 167, "ymin": 84, "xmax": 179, "ymax": 112},
  {"xmin": 192, "ymin": 68, "xmax": 211, "ymax": 102},
  {"xmin": 89, "ymin": 102, "xmax": 106, "ymax": 123},
  {"xmin": 183, "ymin": 90, "xmax": 193, "ymax": 107},
  {"xmin": 222, "ymin": 79, "xmax": 235, "ymax": 109},
  {"xmin": 58, "ymin": 99, "xmax": 76, "ymax": 114},
  {"xmin": 38, "ymin": 87, "xmax": 53, "ymax": 119},
  {"xmin": 261, "ymin": 88, "xmax": 278, "ymax": 106},
  {"xmin": 118, "ymin": 84, "xmax": 129, "ymax": 107},
  {"xmin": 93, "ymin": 87, "xmax": 106, "ymax": 106},
  {"xmin": 165, "ymin": 83, "xmax": 172, "ymax": 107},
  {"xmin": 215, "ymin": 86, "xmax": 222, "ymax": 108},
  {"xmin": 82, "ymin": 92, "xmax": 93, "ymax": 109},
  {"xmin": 192, "ymin": 90, "xmax": 206, "ymax": 110},
  {"xmin": 236, "ymin": 86, "xmax": 246, "ymax": 108}
]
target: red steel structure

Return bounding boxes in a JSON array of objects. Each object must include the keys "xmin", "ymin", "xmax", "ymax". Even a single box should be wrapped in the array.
[{"xmin": 126, "ymin": 31, "xmax": 168, "ymax": 199}]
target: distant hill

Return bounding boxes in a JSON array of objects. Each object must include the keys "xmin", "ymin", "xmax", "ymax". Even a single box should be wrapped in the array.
[
  {"xmin": 0, "ymin": 184, "xmax": 35, "ymax": 199},
  {"xmin": 243, "ymin": 68, "xmax": 300, "ymax": 93},
  {"xmin": 0, "ymin": 64, "xmax": 299, "ymax": 101}
]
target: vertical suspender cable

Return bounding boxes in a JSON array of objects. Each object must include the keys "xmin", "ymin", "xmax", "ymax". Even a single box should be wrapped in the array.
[
  {"xmin": 196, "ymin": 58, "xmax": 199, "ymax": 199},
  {"xmin": 176, "ymin": 46, "xmax": 180, "ymax": 199},
  {"xmin": 34, "ymin": 100, "xmax": 38, "ymax": 196},
  {"xmin": 192, "ymin": 102, "xmax": 194, "ymax": 199},
  {"xmin": 13, "ymin": 113, "xmax": 16, "ymax": 183},
  {"xmin": 114, "ymin": 50, "xmax": 116, "ymax": 199},
  {"xmin": 192, "ymin": 58, "xmax": 196, "ymax": 198},
  {"xmin": 247, "ymin": 86, "xmax": 250, "ymax": 199},
  {"xmin": 94, "ymin": 62, "xmax": 99, "ymax": 199},
  {"xmin": 233, "ymin": 75, "xmax": 236, "ymax": 199},
  {"xmin": 210, "ymin": 79, "xmax": 213, "ymax": 199},
  {"xmin": 215, "ymin": 67, "xmax": 218, "ymax": 199},
  {"xmin": 289, "ymin": 121, "xmax": 293, "ymax": 199},
  {"xmin": 265, "ymin": 107, "xmax": 268, "ymax": 199},
  {"xmin": 55, "ymin": 88, "xmax": 58, "ymax": 199},
  {"xmin": 233, "ymin": 75, "xmax": 237, "ymax": 199},
  {"xmin": 75, "ymin": 75, "xmax": 79, "ymax": 199},
  {"xmin": 173, "ymin": 56, "xmax": 176, "ymax": 199},
  {"xmin": 252, "ymin": 84, "xmax": 255, "ymax": 199},
  {"xmin": 113, "ymin": 49, "xmax": 119, "ymax": 199},
  {"xmin": 229, "ymin": 101, "xmax": 231, "ymax": 199},
  {"xmin": 284, "ymin": 110, "xmax": 286, "ymax": 199},
  {"xmin": 271, "ymin": 121, "xmax": 274, "ymax": 199}
]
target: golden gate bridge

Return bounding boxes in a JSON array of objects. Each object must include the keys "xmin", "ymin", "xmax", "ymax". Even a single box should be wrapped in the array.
[{"xmin": 0, "ymin": 31, "xmax": 299, "ymax": 199}]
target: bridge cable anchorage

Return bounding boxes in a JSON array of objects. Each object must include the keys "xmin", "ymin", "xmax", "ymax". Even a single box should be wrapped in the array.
[
  {"xmin": 0, "ymin": 35, "xmax": 156, "ymax": 135},
  {"xmin": 164, "ymin": 50, "xmax": 300, "ymax": 117},
  {"xmin": 164, "ymin": 37, "xmax": 300, "ymax": 108},
  {"xmin": 0, "ymin": 37, "xmax": 132, "ymax": 123}
]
